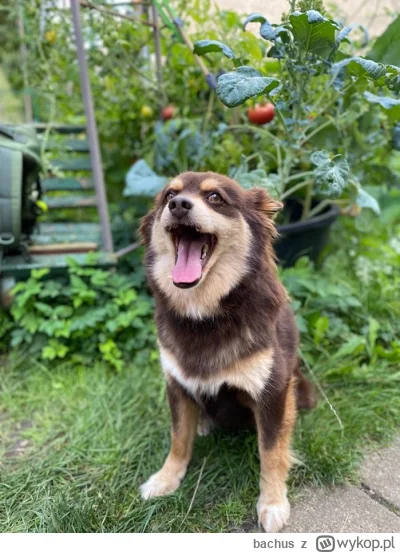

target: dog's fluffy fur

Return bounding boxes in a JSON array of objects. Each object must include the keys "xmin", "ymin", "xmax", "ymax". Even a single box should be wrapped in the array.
[{"xmin": 139, "ymin": 171, "xmax": 315, "ymax": 532}]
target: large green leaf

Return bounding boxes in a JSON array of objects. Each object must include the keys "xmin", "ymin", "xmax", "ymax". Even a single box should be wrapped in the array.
[
  {"xmin": 193, "ymin": 40, "xmax": 235, "ymax": 59},
  {"xmin": 367, "ymin": 14, "xmax": 400, "ymax": 66},
  {"xmin": 123, "ymin": 159, "xmax": 168, "ymax": 197},
  {"xmin": 364, "ymin": 91, "xmax": 400, "ymax": 121},
  {"xmin": 311, "ymin": 150, "xmax": 349, "ymax": 197},
  {"xmin": 216, "ymin": 66, "xmax": 280, "ymax": 108},
  {"xmin": 331, "ymin": 56, "xmax": 387, "ymax": 80},
  {"xmin": 289, "ymin": 11, "xmax": 337, "ymax": 58}
]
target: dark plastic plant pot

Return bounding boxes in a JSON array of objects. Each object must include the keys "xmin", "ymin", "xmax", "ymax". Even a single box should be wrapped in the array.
[{"xmin": 274, "ymin": 201, "xmax": 340, "ymax": 267}]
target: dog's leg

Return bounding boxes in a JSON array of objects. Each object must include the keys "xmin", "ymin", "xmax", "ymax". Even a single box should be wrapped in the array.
[
  {"xmin": 140, "ymin": 378, "xmax": 198, "ymax": 499},
  {"xmin": 254, "ymin": 377, "xmax": 296, "ymax": 533},
  {"xmin": 197, "ymin": 410, "xmax": 213, "ymax": 436}
]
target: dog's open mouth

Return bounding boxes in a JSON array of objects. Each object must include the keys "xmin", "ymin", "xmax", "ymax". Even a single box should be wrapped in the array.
[{"xmin": 168, "ymin": 225, "xmax": 217, "ymax": 288}]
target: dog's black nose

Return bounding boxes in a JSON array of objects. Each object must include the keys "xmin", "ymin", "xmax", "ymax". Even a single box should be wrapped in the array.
[{"xmin": 169, "ymin": 196, "xmax": 193, "ymax": 218}]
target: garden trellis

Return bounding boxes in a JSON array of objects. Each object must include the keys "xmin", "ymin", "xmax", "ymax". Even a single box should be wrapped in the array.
[{"xmin": 1, "ymin": 0, "xmax": 214, "ymax": 302}]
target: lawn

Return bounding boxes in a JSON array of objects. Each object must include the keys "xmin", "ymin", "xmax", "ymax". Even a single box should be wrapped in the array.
[{"xmin": 1, "ymin": 214, "xmax": 399, "ymax": 533}]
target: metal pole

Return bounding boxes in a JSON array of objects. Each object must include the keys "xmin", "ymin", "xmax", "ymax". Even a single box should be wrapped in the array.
[
  {"xmin": 151, "ymin": 1, "xmax": 165, "ymax": 107},
  {"xmin": 70, "ymin": 0, "xmax": 113, "ymax": 252},
  {"xmin": 17, "ymin": 4, "xmax": 33, "ymax": 123}
]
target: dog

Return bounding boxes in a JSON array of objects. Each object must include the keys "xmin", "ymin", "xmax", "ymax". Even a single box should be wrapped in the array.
[{"xmin": 139, "ymin": 171, "xmax": 315, "ymax": 532}]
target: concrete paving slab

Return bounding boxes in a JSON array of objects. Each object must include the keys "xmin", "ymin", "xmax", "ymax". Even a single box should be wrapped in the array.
[
  {"xmin": 361, "ymin": 438, "xmax": 400, "ymax": 511},
  {"xmin": 284, "ymin": 486, "xmax": 400, "ymax": 533}
]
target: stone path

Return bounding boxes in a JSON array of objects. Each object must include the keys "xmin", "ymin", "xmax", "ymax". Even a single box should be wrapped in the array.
[{"xmin": 285, "ymin": 437, "xmax": 400, "ymax": 532}]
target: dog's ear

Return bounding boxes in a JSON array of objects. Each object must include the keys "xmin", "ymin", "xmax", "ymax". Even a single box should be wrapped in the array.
[{"xmin": 245, "ymin": 187, "xmax": 283, "ymax": 219}]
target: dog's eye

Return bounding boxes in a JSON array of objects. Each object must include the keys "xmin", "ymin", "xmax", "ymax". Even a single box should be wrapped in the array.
[
  {"xmin": 207, "ymin": 192, "xmax": 223, "ymax": 204},
  {"xmin": 165, "ymin": 190, "xmax": 176, "ymax": 202}
]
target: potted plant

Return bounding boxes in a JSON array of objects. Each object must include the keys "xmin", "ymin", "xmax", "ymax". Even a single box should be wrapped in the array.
[{"xmin": 194, "ymin": 5, "xmax": 400, "ymax": 265}]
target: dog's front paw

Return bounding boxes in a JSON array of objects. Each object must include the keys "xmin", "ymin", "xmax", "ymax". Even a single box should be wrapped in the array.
[
  {"xmin": 140, "ymin": 470, "xmax": 181, "ymax": 500},
  {"xmin": 257, "ymin": 496, "xmax": 290, "ymax": 533}
]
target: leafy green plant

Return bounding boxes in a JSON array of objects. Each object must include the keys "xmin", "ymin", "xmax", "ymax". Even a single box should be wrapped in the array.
[
  {"xmin": 194, "ymin": 7, "xmax": 400, "ymax": 220},
  {"xmin": 6, "ymin": 257, "xmax": 156, "ymax": 371},
  {"xmin": 5, "ymin": 0, "xmax": 258, "ymax": 193}
]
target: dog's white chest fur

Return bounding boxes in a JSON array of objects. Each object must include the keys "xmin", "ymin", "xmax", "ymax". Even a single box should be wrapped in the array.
[{"xmin": 159, "ymin": 347, "xmax": 273, "ymax": 400}]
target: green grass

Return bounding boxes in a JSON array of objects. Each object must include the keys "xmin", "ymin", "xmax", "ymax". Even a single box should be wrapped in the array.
[{"xmin": 0, "ymin": 213, "xmax": 399, "ymax": 532}]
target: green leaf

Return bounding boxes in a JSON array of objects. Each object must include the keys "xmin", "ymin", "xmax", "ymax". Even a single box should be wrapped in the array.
[
  {"xmin": 243, "ymin": 13, "xmax": 266, "ymax": 29},
  {"xmin": 364, "ymin": 91, "xmax": 400, "ymax": 108},
  {"xmin": 334, "ymin": 335, "xmax": 365, "ymax": 358},
  {"xmin": 331, "ymin": 57, "xmax": 386, "ymax": 80},
  {"xmin": 367, "ymin": 14, "xmax": 400, "ymax": 66},
  {"xmin": 311, "ymin": 151, "xmax": 349, "ymax": 197},
  {"xmin": 310, "ymin": 150, "xmax": 330, "ymax": 165},
  {"xmin": 124, "ymin": 159, "xmax": 168, "ymax": 197},
  {"xmin": 216, "ymin": 66, "xmax": 280, "ymax": 108},
  {"xmin": 363, "ymin": 91, "xmax": 400, "ymax": 120},
  {"xmin": 243, "ymin": 14, "xmax": 289, "ymax": 42},
  {"xmin": 356, "ymin": 188, "xmax": 380, "ymax": 215},
  {"xmin": 385, "ymin": 64, "xmax": 400, "ymax": 93},
  {"xmin": 336, "ymin": 24, "xmax": 369, "ymax": 47},
  {"xmin": 193, "ymin": 40, "xmax": 235, "ymax": 59},
  {"xmin": 306, "ymin": 10, "xmax": 325, "ymax": 23},
  {"xmin": 31, "ymin": 268, "xmax": 50, "ymax": 280},
  {"xmin": 289, "ymin": 11, "xmax": 337, "ymax": 57},
  {"xmin": 235, "ymin": 169, "xmax": 280, "ymax": 196},
  {"xmin": 42, "ymin": 339, "xmax": 68, "ymax": 360},
  {"xmin": 314, "ymin": 315, "xmax": 329, "ymax": 344}
]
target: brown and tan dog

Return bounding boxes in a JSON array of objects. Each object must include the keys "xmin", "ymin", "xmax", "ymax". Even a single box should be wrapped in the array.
[{"xmin": 139, "ymin": 171, "xmax": 314, "ymax": 532}]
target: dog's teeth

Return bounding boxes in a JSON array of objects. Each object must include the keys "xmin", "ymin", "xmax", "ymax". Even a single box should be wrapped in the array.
[{"xmin": 201, "ymin": 244, "xmax": 209, "ymax": 260}]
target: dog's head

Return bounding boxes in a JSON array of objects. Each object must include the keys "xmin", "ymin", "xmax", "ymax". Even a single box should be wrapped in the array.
[{"xmin": 140, "ymin": 171, "xmax": 282, "ymax": 318}]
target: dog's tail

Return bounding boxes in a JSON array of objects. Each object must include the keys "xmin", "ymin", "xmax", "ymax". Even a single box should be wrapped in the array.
[{"xmin": 294, "ymin": 362, "xmax": 317, "ymax": 410}]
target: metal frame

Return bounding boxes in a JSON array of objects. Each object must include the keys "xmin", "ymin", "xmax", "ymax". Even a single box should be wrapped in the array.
[{"xmin": 70, "ymin": 0, "xmax": 113, "ymax": 253}]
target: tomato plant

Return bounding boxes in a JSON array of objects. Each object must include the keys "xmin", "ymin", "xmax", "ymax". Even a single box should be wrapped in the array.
[{"xmin": 194, "ymin": 5, "xmax": 400, "ymax": 220}]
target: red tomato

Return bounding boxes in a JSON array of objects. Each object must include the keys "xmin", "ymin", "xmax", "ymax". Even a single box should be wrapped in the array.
[
  {"xmin": 247, "ymin": 104, "xmax": 275, "ymax": 125},
  {"xmin": 162, "ymin": 105, "xmax": 176, "ymax": 121}
]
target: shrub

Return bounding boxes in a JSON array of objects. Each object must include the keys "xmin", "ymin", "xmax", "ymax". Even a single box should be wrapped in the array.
[{"xmin": 5, "ymin": 256, "xmax": 156, "ymax": 371}]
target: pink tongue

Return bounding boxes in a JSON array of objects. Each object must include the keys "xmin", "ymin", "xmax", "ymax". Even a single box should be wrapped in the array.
[{"xmin": 172, "ymin": 236, "xmax": 208, "ymax": 285}]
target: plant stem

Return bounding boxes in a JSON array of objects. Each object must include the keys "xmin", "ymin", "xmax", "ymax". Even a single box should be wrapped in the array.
[
  {"xmin": 270, "ymin": 100, "xmax": 290, "ymax": 140},
  {"xmin": 79, "ymin": 0, "xmax": 156, "ymax": 28},
  {"xmin": 299, "ymin": 81, "xmax": 357, "ymax": 141},
  {"xmin": 299, "ymin": 118, "xmax": 334, "ymax": 147},
  {"xmin": 229, "ymin": 124, "xmax": 281, "ymax": 145},
  {"xmin": 281, "ymin": 179, "xmax": 313, "ymax": 200},
  {"xmin": 202, "ymin": 91, "xmax": 214, "ymax": 138},
  {"xmin": 276, "ymin": 141, "xmax": 284, "ymax": 193},
  {"xmin": 308, "ymin": 199, "xmax": 349, "ymax": 218},
  {"xmin": 286, "ymin": 171, "xmax": 315, "ymax": 183},
  {"xmin": 301, "ymin": 181, "xmax": 313, "ymax": 220},
  {"xmin": 307, "ymin": 199, "xmax": 331, "ymax": 218},
  {"xmin": 229, "ymin": 123, "xmax": 284, "ymax": 186}
]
